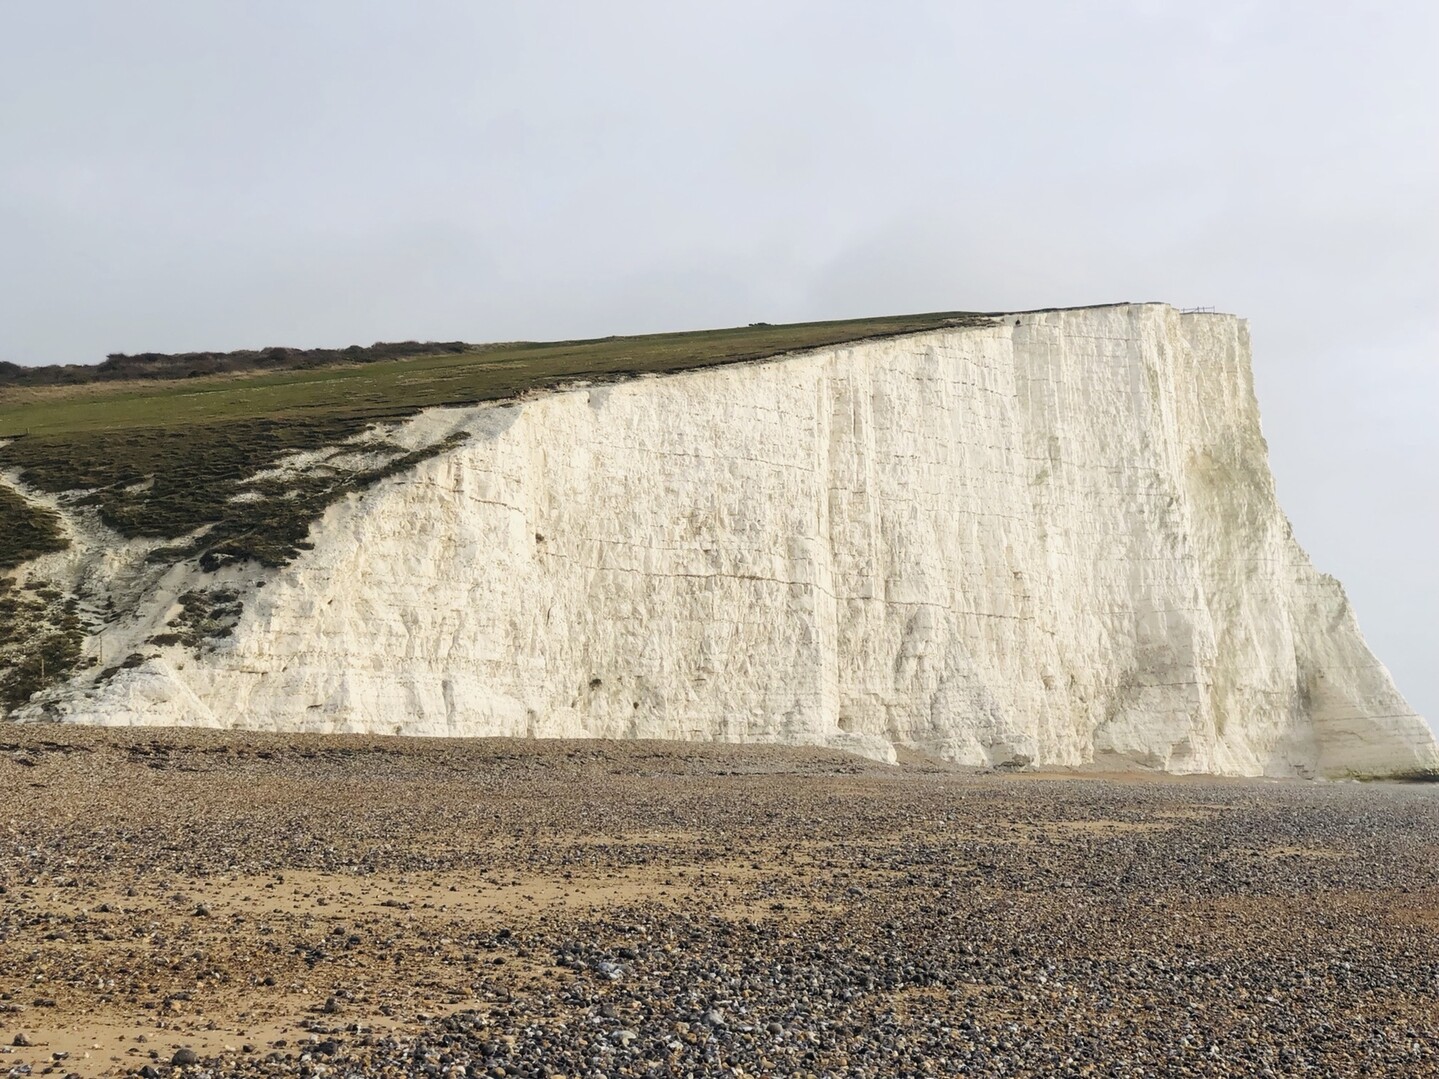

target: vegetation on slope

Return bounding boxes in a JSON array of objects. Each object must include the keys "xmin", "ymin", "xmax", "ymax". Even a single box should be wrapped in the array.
[
  {"xmin": 0, "ymin": 579, "xmax": 85, "ymax": 709},
  {"xmin": 0, "ymin": 487, "xmax": 80, "ymax": 711},
  {"xmin": 0, "ymin": 312, "xmax": 983, "ymax": 566},
  {"xmin": 0, "ymin": 487, "xmax": 69, "ymax": 570}
]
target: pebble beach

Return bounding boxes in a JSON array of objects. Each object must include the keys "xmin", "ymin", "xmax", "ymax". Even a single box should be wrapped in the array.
[{"xmin": 2, "ymin": 727, "xmax": 1436, "ymax": 1077}]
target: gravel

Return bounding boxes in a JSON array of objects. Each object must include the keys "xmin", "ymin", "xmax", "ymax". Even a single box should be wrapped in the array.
[{"xmin": 0, "ymin": 725, "xmax": 1436, "ymax": 1077}]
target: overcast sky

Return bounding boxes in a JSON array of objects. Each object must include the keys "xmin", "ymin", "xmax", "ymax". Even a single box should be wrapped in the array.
[{"xmin": 2, "ymin": 1, "xmax": 1434, "ymax": 727}]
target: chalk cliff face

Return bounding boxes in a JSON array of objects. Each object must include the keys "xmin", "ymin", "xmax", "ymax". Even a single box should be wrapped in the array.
[{"xmin": 12, "ymin": 304, "xmax": 1436, "ymax": 777}]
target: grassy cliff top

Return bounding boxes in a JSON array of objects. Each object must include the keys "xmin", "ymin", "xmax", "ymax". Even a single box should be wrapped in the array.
[
  {"xmin": 0, "ymin": 311, "xmax": 984, "ymax": 569},
  {"xmin": 0, "ymin": 312, "xmax": 982, "ymax": 439}
]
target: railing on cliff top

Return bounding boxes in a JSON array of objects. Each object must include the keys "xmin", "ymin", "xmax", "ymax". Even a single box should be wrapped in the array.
[{"xmin": 1179, "ymin": 306, "xmax": 1217, "ymax": 314}]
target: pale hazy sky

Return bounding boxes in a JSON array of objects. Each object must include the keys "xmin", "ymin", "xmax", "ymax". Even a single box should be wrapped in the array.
[{"xmin": 2, "ymin": 2, "xmax": 1435, "ymax": 726}]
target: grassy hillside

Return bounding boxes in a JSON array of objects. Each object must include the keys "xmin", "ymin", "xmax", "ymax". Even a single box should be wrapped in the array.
[{"xmin": 0, "ymin": 312, "xmax": 984, "ymax": 570}]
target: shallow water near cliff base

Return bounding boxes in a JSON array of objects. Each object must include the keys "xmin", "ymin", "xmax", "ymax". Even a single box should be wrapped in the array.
[{"xmin": 2, "ymin": 727, "xmax": 1437, "ymax": 1077}]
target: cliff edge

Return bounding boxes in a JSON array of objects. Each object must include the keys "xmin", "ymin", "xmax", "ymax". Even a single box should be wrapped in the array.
[{"xmin": 6, "ymin": 304, "xmax": 1434, "ymax": 778}]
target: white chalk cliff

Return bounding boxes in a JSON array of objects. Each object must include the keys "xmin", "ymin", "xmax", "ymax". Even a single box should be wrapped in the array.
[{"xmin": 10, "ymin": 304, "xmax": 1436, "ymax": 778}]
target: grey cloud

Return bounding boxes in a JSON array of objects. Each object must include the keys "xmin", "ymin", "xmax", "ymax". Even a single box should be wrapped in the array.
[{"xmin": 0, "ymin": 0, "xmax": 1433, "ymax": 724}]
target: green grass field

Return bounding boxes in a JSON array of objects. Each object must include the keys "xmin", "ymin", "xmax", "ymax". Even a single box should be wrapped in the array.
[
  {"xmin": 0, "ymin": 313, "xmax": 980, "ymax": 438},
  {"xmin": 0, "ymin": 312, "xmax": 985, "ymax": 571}
]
